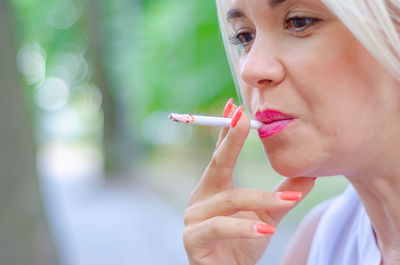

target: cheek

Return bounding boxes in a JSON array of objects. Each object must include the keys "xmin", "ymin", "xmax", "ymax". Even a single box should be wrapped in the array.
[
  {"xmin": 238, "ymin": 24, "xmax": 400, "ymax": 177},
  {"xmin": 286, "ymin": 29, "xmax": 388, "ymax": 135},
  {"xmin": 273, "ymin": 30, "xmax": 399, "ymax": 176}
]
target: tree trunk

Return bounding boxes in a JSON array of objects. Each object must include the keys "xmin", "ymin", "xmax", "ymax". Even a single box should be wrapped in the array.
[
  {"xmin": 0, "ymin": 0, "xmax": 59, "ymax": 264},
  {"xmin": 84, "ymin": 0, "xmax": 136, "ymax": 178}
]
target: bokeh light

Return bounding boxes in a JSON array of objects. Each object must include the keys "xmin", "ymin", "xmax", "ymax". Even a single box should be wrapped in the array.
[
  {"xmin": 49, "ymin": 52, "xmax": 89, "ymax": 85},
  {"xmin": 36, "ymin": 77, "xmax": 70, "ymax": 111},
  {"xmin": 47, "ymin": 0, "xmax": 80, "ymax": 30},
  {"xmin": 17, "ymin": 43, "xmax": 46, "ymax": 84}
]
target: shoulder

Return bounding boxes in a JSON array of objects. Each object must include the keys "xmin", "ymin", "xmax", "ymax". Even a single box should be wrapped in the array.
[{"xmin": 280, "ymin": 198, "xmax": 334, "ymax": 265}]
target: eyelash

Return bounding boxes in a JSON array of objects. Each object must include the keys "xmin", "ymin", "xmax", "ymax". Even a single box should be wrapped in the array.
[
  {"xmin": 228, "ymin": 31, "xmax": 253, "ymax": 47},
  {"xmin": 285, "ymin": 16, "xmax": 321, "ymax": 33},
  {"xmin": 229, "ymin": 16, "xmax": 321, "ymax": 48}
]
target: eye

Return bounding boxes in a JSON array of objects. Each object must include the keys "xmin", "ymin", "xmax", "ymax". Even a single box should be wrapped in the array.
[
  {"xmin": 285, "ymin": 16, "xmax": 321, "ymax": 34},
  {"xmin": 229, "ymin": 31, "xmax": 254, "ymax": 48}
]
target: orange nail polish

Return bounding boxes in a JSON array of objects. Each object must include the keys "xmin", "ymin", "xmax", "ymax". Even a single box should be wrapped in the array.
[
  {"xmin": 223, "ymin": 98, "xmax": 234, "ymax": 118},
  {"xmin": 231, "ymin": 106, "xmax": 244, "ymax": 128},
  {"xmin": 254, "ymin": 223, "xmax": 275, "ymax": 234},
  {"xmin": 277, "ymin": 191, "xmax": 303, "ymax": 201}
]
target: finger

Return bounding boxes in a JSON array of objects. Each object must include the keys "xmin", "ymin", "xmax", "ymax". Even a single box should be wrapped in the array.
[
  {"xmin": 259, "ymin": 177, "xmax": 315, "ymax": 225},
  {"xmin": 191, "ymin": 108, "xmax": 251, "ymax": 202},
  {"xmin": 183, "ymin": 216, "xmax": 274, "ymax": 252},
  {"xmin": 185, "ymin": 188, "xmax": 300, "ymax": 225},
  {"xmin": 215, "ymin": 101, "xmax": 237, "ymax": 150},
  {"xmin": 274, "ymin": 176, "xmax": 315, "ymax": 194}
]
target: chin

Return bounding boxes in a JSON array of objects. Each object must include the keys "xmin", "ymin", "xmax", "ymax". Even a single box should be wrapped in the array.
[
  {"xmin": 268, "ymin": 152, "xmax": 341, "ymax": 178},
  {"xmin": 269, "ymin": 157, "xmax": 312, "ymax": 177},
  {"xmin": 260, "ymin": 131, "xmax": 342, "ymax": 178},
  {"xmin": 265, "ymin": 146, "xmax": 326, "ymax": 178}
]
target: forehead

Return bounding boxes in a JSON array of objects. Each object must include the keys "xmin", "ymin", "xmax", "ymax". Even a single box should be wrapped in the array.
[
  {"xmin": 229, "ymin": 0, "xmax": 291, "ymax": 9},
  {"xmin": 225, "ymin": 0, "xmax": 323, "ymax": 21},
  {"xmin": 225, "ymin": 0, "xmax": 286, "ymax": 23}
]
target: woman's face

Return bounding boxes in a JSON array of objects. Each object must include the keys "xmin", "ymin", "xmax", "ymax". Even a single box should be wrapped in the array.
[{"xmin": 227, "ymin": 0, "xmax": 400, "ymax": 178}]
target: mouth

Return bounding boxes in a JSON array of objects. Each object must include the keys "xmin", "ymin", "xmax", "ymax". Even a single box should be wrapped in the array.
[{"xmin": 255, "ymin": 109, "xmax": 294, "ymax": 138}]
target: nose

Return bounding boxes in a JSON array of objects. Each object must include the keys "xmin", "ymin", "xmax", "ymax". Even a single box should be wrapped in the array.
[{"xmin": 240, "ymin": 37, "xmax": 285, "ymax": 89}]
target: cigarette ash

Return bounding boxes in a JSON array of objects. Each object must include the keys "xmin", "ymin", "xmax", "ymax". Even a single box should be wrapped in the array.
[{"xmin": 169, "ymin": 113, "xmax": 195, "ymax": 124}]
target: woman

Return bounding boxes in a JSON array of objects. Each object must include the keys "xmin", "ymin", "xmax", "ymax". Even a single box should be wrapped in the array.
[{"xmin": 183, "ymin": 0, "xmax": 400, "ymax": 264}]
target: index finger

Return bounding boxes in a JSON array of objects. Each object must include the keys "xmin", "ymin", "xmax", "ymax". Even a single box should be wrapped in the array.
[
  {"xmin": 190, "ymin": 107, "xmax": 251, "ymax": 203},
  {"xmin": 215, "ymin": 102, "xmax": 237, "ymax": 150}
]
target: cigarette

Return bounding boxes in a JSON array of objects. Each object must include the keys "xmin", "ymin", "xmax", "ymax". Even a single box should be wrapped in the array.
[{"xmin": 169, "ymin": 113, "xmax": 262, "ymax": 129}]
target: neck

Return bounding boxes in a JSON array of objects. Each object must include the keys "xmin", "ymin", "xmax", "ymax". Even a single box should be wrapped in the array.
[{"xmin": 348, "ymin": 165, "xmax": 400, "ymax": 263}]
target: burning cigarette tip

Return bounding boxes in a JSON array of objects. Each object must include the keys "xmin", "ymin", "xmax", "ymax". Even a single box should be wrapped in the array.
[{"xmin": 169, "ymin": 113, "xmax": 195, "ymax": 124}]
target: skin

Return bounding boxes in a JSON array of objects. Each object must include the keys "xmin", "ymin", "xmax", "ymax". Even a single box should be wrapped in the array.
[{"xmin": 183, "ymin": 0, "xmax": 400, "ymax": 264}]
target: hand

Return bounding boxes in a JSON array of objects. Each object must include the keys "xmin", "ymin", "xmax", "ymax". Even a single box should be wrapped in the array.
[{"xmin": 183, "ymin": 101, "xmax": 315, "ymax": 265}]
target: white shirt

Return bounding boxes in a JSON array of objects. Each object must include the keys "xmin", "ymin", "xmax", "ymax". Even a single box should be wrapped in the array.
[{"xmin": 306, "ymin": 185, "xmax": 382, "ymax": 265}]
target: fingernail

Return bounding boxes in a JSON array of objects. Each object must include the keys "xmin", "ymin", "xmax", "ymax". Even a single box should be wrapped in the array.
[
  {"xmin": 254, "ymin": 223, "xmax": 275, "ymax": 234},
  {"xmin": 231, "ymin": 106, "xmax": 244, "ymax": 128},
  {"xmin": 223, "ymin": 98, "xmax": 234, "ymax": 118},
  {"xmin": 277, "ymin": 191, "xmax": 303, "ymax": 201},
  {"xmin": 313, "ymin": 177, "xmax": 317, "ymax": 180}
]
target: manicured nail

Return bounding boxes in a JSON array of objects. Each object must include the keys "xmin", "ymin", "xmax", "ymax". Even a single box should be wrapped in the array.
[
  {"xmin": 231, "ymin": 106, "xmax": 244, "ymax": 128},
  {"xmin": 223, "ymin": 98, "xmax": 234, "ymax": 118},
  {"xmin": 254, "ymin": 223, "xmax": 276, "ymax": 234},
  {"xmin": 277, "ymin": 191, "xmax": 303, "ymax": 201},
  {"xmin": 313, "ymin": 177, "xmax": 317, "ymax": 180}
]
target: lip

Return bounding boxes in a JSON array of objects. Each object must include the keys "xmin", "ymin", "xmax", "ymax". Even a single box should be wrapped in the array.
[{"xmin": 255, "ymin": 109, "xmax": 294, "ymax": 138}]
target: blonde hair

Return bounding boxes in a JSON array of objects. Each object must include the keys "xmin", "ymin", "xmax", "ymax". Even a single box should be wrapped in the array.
[
  {"xmin": 215, "ymin": 0, "xmax": 242, "ymax": 100},
  {"xmin": 215, "ymin": 0, "xmax": 400, "ymax": 93}
]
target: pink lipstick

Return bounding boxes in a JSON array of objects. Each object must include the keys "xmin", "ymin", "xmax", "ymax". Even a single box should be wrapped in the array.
[{"xmin": 255, "ymin": 110, "xmax": 294, "ymax": 138}]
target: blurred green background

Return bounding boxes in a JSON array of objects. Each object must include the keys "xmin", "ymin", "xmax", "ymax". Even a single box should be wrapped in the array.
[{"xmin": 1, "ymin": 0, "xmax": 349, "ymax": 264}]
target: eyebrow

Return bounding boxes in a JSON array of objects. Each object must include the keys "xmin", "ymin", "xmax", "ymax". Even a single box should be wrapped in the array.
[
  {"xmin": 269, "ymin": 0, "xmax": 289, "ymax": 8},
  {"xmin": 227, "ymin": 0, "xmax": 290, "ymax": 21}
]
